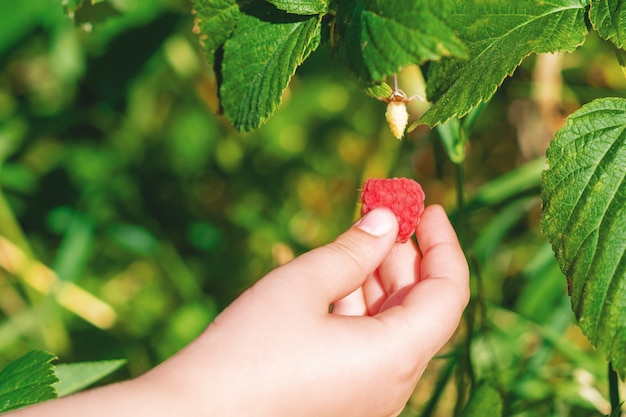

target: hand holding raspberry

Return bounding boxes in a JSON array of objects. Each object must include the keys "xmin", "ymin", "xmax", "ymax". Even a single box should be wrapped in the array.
[{"xmin": 360, "ymin": 177, "xmax": 425, "ymax": 243}]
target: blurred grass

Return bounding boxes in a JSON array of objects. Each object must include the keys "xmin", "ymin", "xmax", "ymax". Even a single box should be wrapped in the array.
[{"xmin": 0, "ymin": 1, "xmax": 625, "ymax": 415}]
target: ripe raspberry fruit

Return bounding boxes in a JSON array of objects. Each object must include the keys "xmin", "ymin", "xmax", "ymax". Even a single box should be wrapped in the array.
[{"xmin": 360, "ymin": 177, "xmax": 425, "ymax": 243}]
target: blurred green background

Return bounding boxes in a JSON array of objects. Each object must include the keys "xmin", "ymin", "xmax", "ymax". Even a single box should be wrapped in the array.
[{"xmin": 1, "ymin": 1, "xmax": 625, "ymax": 415}]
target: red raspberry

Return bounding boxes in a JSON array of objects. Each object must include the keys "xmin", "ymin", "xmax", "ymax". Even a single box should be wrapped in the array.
[{"xmin": 360, "ymin": 177, "xmax": 425, "ymax": 243}]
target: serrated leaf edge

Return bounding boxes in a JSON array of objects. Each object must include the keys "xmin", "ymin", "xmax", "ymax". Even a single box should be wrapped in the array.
[
  {"xmin": 417, "ymin": 3, "xmax": 589, "ymax": 128},
  {"xmin": 222, "ymin": 15, "xmax": 321, "ymax": 131}
]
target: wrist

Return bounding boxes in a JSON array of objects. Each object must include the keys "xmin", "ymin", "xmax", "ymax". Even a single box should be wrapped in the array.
[
  {"xmin": 137, "ymin": 339, "xmax": 245, "ymax": 417},
  {"xmin": 134, "ymin": 364, "xmax": 203, "ymax": 417}
]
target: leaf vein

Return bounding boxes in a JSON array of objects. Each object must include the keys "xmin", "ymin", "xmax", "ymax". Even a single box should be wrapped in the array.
[{"xmin": 561, "ymin": 124, "xmax": 626, "ymax": 234}]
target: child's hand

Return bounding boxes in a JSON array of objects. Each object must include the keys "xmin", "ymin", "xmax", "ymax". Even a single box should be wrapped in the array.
[{"xmin": 152, "ymin": 205, "xmax": 469, "ymax": 417}]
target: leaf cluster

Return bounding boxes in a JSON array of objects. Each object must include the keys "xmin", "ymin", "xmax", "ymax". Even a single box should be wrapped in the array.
[
  {"xmin": 192, "ymin": 0, "xmax": 468, "ymax": 131},
  {"xmin": 192, "ymin": 0, "xmax": 621, "ymax": 134}
]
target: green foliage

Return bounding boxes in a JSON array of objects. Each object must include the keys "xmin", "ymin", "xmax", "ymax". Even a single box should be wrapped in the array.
[
  {"xmin": 419, "ymin": 0, "xmax": 589, "ymax": 127},
  {"xmin": 334, "ymin": 0, "xmax": 467, "ymax": 81},
  {"xmin": 590, "ymin": 0, "xmax": 626, "ymax": 49},
  {"xmin": 0, "ymin": 2, "xmax": 68, "ymax": 58},
  {"xmin": 0, "ymin": 350, "xmax": 58, "ymax": 413},
  {"xmin": 542, "ymin": 97, "xmax": 626, "ymax": 380},
  {"xmin": 192, "ymin": 0, "xmax": 468, "ymax": 131},
  {"xmin": 434, "ymin": 104, "xmax": 485, "ymax": 165}
]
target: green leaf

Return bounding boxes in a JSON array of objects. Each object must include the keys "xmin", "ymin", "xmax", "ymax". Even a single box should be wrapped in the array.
[
  {"xmin": 52, "ymin": 212, "xmax": 94, "ymax": 283},
  {"xmin": 461, "ymin": 383, "xmax": 503, "ymax": 417},
  {"xmin": 361, "ymin": 80, "xmax": 393, "ymax": 99},
  {"xmin": 264, "ymin": 0, "xmax": 327, "ymax": 15},
  {"xmin": 53, "ymin": 359, "xmax": 126, "ymax": 397},
  {"xmin": 0, "ymin": 1, "xmax": 67, "ymax": 58},
  {"xmin": 63, "ymin": 0, "xmax": 85, "ymax": 13},
  {"xmin": 419, "ymin": 0, "xmax": 589, "ymax": 127},
  {"xmin": 336, "ymin": 0, "xmax": 468, "ymax": 81},
  {"xmin": 541, "ymin": 97, "xmax": 626, "ymax": 379},
  {"xmin": 192, "ymin": 0, "xmax": 240, "ymax": 64},
  {"xmin": 105, "ymin": 223, "xmax": 160, "ymax": 256},
  {"xmin": 72, "ymin": 1, "xmax": 122, "ymax": 26},
  {"xmin": 220, "ymin": 7, "xmax": 321, "ymax": 131},
  {"xmin": 589, "ymin": 0, "xmax": 626, "ymax": 49},
  {"xmin": 0, "ymin": 350, "xmax": 58, "ymax": 413},
  {"xmin": 436, "ymin": 118, "xmax": 465, "ymax": 164},
  {"xmin": 463, "ymin": 157, "xmax": 545, "ymax": 213}
]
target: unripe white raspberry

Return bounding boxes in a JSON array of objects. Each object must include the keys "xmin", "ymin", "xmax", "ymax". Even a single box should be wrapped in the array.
[
  {"xmin": 379, "ymin": 75, "xmax": 422, "ymax": 140},
  {"xmin": 385, "ymin": 101, "xmax": 409, "ymax": 140}
]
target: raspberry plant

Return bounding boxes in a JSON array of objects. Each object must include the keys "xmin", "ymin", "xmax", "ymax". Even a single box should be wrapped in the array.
[
  {"xmin": 194, "ymin": 0, "xmax": 626, "ymax": 414},
  {"xmin": 1, "ymin": 0, "xmax": 625, "ymax": 416}
]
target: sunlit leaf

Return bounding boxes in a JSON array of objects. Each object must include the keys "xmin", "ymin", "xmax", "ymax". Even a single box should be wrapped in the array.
[
  {"xmin": 419, "ymin": 0, "xmax": 589, "ymax": 127},
  {"xmin": 541, "ymin": 97, "xmax": 626, "ymax": 379},
  {"xmin": 54, "ymin": 359, "xmax": 126, "ymax": 397},
  {"xmin": 265, "ymin": 0, "xmax": 327, "ymax": 15},
  {"xmin": 361, "ymin": 80, "xmax": 393, "ymax": 99},
  {"xmin": 220, "ymin": 7, "xmax": 321, "ymax": 131},
  {"xmin": 192, "ymin": 0, "xmax": 240, "ymax": 64},
  {"xmin": 0, "ymin": 351, "xmax": 58, "ymax": 413},
  {"xmin": 589, "ymin": 0, "xmax": 626, "ymax": 49}
]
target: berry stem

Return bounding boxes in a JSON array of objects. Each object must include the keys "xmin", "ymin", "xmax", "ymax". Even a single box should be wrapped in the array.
[{"xmin": 455, "ymin": 162, "xmax": 465, "ymax": 220}]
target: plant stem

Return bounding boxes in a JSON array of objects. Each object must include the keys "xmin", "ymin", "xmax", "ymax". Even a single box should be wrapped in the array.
[
  {"xmin": 608, "ymin": 362, "xmax": 621, "ymax": 416},
  {"xmin": 452, "ymin": 161, "xmax": 476, "ymax": 417},
  {"xmin": 455, "ymin": 162, "xmax": 465, "ymax": 220},
  {"xmin": 420, "ymin": 355, "xmax": 457, "ymax": 417},
  {"xmin": 454, "ymin": 162, "xmax": 472, "ymax": 389},
  {"xmin": 0, "ymin": 187, "xmax": 74, "ymax": 351},
  {"xmin": 613, "ymin": 45, "xmax": 626, "ymax": 80}
]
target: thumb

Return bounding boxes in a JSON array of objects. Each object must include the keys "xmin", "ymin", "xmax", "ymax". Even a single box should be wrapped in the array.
[{"xmin": 278, "ymin": 208, "xmax": 398, "ymax": 306}]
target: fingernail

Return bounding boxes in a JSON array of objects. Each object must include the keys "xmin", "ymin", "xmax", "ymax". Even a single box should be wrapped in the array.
[{"xmin": 356, "ymin": 208, "xmax": 395, "ymax": 237}]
